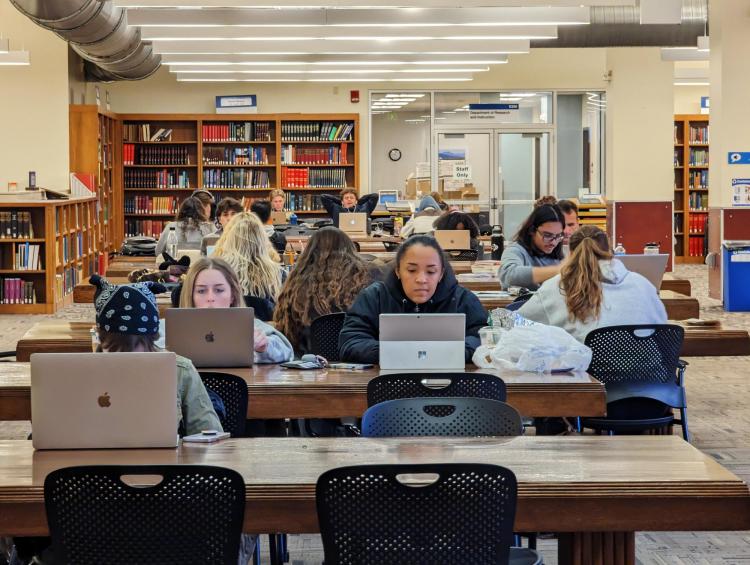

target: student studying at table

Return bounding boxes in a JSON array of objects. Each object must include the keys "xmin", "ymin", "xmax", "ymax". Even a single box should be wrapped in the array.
[
  {"xmin": 155, "ymin": 196, "xmax": 214, "ymax": 258},
  {"xmin": 270, "ymin": 188, "xmax": 287, "ymax": 213},
  {"xmin": 517, "ymin": 226, "xmax": 667, "ymax": 342},
  {"xmin": 250, "ymin": 199, "xmax": 288, "ymax": 255},
  {"xmin": 499, "ymin": 204, "xmax": 565, "ymax": 291},
  {"xmin": 433, "ymin": 210, "xmax": 485, "ymax": 259},
  {"xmin": 200, "ymin": 196, "xmax": 243, "ymax": 255},
  {"xmin": 339, "ymin": 235, "xmax": 487, "ymax": 364},
  {"xmin": 321, "ymin": 188, "xmax": 379, "ymax": 227},
  {"xmin": 274, "ymin": 226, "xmax": 379, "ymax": 355},
  {"xmin": 399, "ymin": 194, "xmax": 442, "ymax": 238}
]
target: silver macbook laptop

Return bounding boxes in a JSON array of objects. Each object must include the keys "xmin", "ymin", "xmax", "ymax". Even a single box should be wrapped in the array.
[
  {"xmin": 165, "ymin": 307, "xmax": 254, "ymax": 368},
  {"xmin": 339, "ymin": 212, "xmax": 367, "ymax": 237},
  {"xmin": 618, "ymin": 254, "xmax": 669, "ymax": 289},
  {"xmin": 434, "ymin": 230, "xmax": 471, "ymax": 250},
  {"xmin": 31, "ymin": 352, "xmax": 178, "ymax": 450},
  {"xmin": 379, "ymin": 313, "xmax": 465, "ymax": 370}
]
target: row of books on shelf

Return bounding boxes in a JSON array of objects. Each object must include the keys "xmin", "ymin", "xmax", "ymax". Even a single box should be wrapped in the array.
[
  {"xmin": 123, "ymin": 144, "xmax": 192, "ymax": 166},
  {"xmin": 99, "ymin": 142, "xmax": 112, "ymax": 169},
  {"xmin": 125, "ymin": 196, "xmax": 179, "ymax": 215},
  {"xmin": 203, "ymin": 169, "xmax": 271, "ymax": 189},
  {"xmin": 125, "ymin": 219, "xmax": 167, "ymax": 239},
  {"xmin": 14, "ymin": 243, "xmax": 42, "ymax": 270},
  {"xmin": 124, "ymin": 169, "xmax": 192, "ymax": 189},
  {"xmin": 689, "ymin": 125, "xmax": 709, "ymax": 144},
  {"xmin": 281, "ymin": 167, "xmax": 348, "ymax": 188},
  {"xmin": 55, "ymin": 266, "xmax": 83, "ymax": 301},
  {"xmin": 202, "ymin": 122, "xmax": 273, "ymax": 143},
  {"xmin": 0, "ymin": 211, "xmax": 35, "ymax": 239},
  {"xmin": 285, "ymin": 193, "xmax": 334, "ymax": 212},
  {"xmin": 203, "ymin": 146, "xmax": 269, "ymax": 165},
  {"xmin": 689, "ymin": 192, "xmax": 708, "ymax": 210},
  {"xmin": 60, "ymin": 233, "xmax": 84, "ymax": 265},
  {"xmin": 0, "ymin": 278, "xmax": 36, "ymax": 304},
  {"xmin": 690, "ymin": 170, "xmax": 708, "ymax": 189},
  {"xmin": 281, "ymin": 122, "xmax": 353, "ymax": 142},
  {"xmin": 687, "ymin": 236, "xmax": 707, "ymax": 257},
  {"xmin": 689, "ymin": 149, "xmax": 709, "ymax": 166},
  {"xmin": 689, "ymin": 213, "xmax": 708, "ymax": 233},
  {"xmin": 281, "ymin": 144, "xmax": 349, "ymax": 165},
  {"xmin": 123, "ymin": 124, "xmax": 172, "ymax": 143}
]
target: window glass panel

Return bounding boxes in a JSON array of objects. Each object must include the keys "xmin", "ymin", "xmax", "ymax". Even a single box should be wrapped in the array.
[
  {"xmin": 557, "ymin": 92, "xmax": 606, "ymax": 197},
  {"xmin": 435, "ymin": 92, "xmax": 552, "ymax": 125}
]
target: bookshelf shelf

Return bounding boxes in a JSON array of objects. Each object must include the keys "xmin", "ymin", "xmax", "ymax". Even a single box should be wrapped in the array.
[
  {"xmin": 124, "ymin": 165, "xmax": 198, "ymax": 168},
  {"xmin": 202, "ymin": 164, "xmax": 276, "ymax": 168},
  {"xmin": 281, "ymin": 140, "xmax": 354, "ymax": 144},
  {"xmin": 203, "ymin": 140, "xmax": 275, "ymax": 145},
  {"xmin": 674, "ymin": 114, "xmax": 709, "ymax": 263},
  {"xmin": 124, "ymin": 213, "xmax": 175, "ymax": 217},
  {"xmin": 130, "ymin": 141, "xmax": 197, "ymax": 145},
  {"xmin": 0, "ymin": 239, "xmax": 46, "ymax": 244}
]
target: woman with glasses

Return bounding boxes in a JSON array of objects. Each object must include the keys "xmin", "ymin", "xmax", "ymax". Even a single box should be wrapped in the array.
[{"xmin": 498, "ymin": 204, "xmax": 565, "ymax": 290}]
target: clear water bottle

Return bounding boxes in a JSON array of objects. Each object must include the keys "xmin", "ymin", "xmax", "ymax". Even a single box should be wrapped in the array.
[
  {"xmin": 613, "ymin": 242, "xmax": 626, "ymax": 255},
  {"xmin": 166, "ymin": 225, "xmax": 179, "ymax": 258},
  {"xmin": 289, "ymin": 211, "xmax": 298, "ymax": 226}
]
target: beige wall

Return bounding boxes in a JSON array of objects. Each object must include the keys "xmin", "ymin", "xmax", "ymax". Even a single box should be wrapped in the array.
[
  {"xmin": 0, "ymin": 3, "xmax": 70, "ymax": 192},
  {"xmin": 674, "ymin": 86, "xmax": 709, "ymax": 115},
  {"xmin": 605, "ymin": 48, "xmax": 674, "ymax": 201}
]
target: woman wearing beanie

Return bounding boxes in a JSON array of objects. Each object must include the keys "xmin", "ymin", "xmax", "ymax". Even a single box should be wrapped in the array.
[{"xmin": 89, "ymin": 275, "xmax": 222, "ymax": 436}]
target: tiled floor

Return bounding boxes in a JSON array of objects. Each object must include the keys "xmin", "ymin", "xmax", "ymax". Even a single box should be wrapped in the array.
[{"xmin": 1, "ymin": 265, "xmax": 748, "ymax": 564}]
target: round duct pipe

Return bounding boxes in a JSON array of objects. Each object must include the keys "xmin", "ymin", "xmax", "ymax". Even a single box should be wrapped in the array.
[{"xmin": 10, "ymin": 0, "xmax": 160, "ymax": 81}]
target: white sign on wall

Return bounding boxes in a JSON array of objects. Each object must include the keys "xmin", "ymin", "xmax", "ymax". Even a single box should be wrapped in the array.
[{"xmin": 453, "ymin": 164, "xmax": 472, "ymax": 180}]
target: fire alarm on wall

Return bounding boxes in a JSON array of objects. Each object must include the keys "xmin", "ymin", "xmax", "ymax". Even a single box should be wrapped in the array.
[{"xmin": 350, "ymin": 90, "xmax": 360, "ymax": 103}]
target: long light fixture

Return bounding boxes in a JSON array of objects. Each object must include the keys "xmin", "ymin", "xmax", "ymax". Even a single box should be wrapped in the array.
[
  {"xmin": 115, "ymin": 1, "xmax": 632, "ymax": 7},
  {"xmin": 177, "ymin": 77, "xmax": 473, "ymax": 82},
  {"xmin": 171, "ymin": 67, "xmax": 489, "ymax": 74},
  {"xmin": 661, "ymin": 47, "xmax": 709, "ymax": 62},
  {"xmin": 0, "ymin": 50, "xmax": 30, "ymax": 66},
  {"xmin": 174, "ymin": 70, "xmax": 475, "ymax": 80},
  {"xmin": 161, "ymin": 53, "xmax": 509, "ymax": 65}
]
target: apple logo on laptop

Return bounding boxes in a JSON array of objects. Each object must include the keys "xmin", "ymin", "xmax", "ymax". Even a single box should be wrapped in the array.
[
  {"xmin": 205, "ymin": 331, "xmax": 215, "ymax": 343},
  {"xmin": 418, "ymin": 351, "xmax": 427, "ymax": 360},
  {"xmin": 98, "ymin": 393, "xmax": 111, "ymax": 408}
]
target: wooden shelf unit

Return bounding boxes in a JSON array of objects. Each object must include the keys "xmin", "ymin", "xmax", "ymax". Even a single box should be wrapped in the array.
[
  {"xmin": 674, "ymin": 114, "xmax": 709, "ymax": 264},
  {"xmin": 116, "ymin": 113, "xmax": 359, "ymax": 238},
  {"xmin": 572, "ymin": 199, "xmax": 607, "ymax": 231},
  {"xmin": 0, "ymin": 197, "xmax": 98, "ymax": 314}
]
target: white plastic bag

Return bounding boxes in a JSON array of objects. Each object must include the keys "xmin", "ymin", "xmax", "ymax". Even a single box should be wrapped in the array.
[{"xmin": 473, "ymin": 324, "xmax": 592, "ymax": 373}]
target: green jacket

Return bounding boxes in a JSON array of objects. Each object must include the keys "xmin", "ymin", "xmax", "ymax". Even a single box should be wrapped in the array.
[{"xmin": 176, "ymin": 354, "xmax": 223, "ymax": 436}]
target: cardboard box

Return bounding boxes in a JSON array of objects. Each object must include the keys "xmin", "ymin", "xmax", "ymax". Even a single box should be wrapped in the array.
[{"xmin": 405, "ymin": 177, "xmax": 432, "ymax": 199}]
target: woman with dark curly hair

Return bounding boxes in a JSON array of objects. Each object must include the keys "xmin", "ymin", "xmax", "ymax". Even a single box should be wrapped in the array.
[
  {"xmin": 155, "ymin": 196, "xmax": 214, "ymax": 257},
  {"xmin": 432, "ymin": 210, "xmax": 485, "ymax": 259},
  {"xmin": 273, "ymin": 226, "xmax": 377, "ymax": 354}
]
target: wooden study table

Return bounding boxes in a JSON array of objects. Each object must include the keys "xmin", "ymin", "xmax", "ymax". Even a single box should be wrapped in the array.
[
  {"xmin": 0, "ymin": 362, "xmax": 605, "ymax": 420},
  {"xmin": 459, "ymin": 273, "xmax": 691, "ymax": 295},
  {"xmin": 106, "ymin": 255, "xmax": 153, "ymax": 278},
  {"xmin": 0, "ymin": 436, "xmax": 748, "ymax": 565}
]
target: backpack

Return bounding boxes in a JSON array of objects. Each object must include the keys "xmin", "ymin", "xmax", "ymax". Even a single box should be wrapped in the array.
[{"xmin": 120, "ymin": 236, "xmax": 156, "ymax": 256}]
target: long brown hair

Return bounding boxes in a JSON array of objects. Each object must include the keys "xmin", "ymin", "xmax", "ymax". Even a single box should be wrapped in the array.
[
  {"xmin": 180, "ymin": 257, "xmax": 244, "ymax": 308},
  {"xmin": 560, "ymin": 225, "xmax": 613, "ymax": 322},
  {"xmin": 273, "ymin": 227, "xmax": 372, "ymax": 350}
]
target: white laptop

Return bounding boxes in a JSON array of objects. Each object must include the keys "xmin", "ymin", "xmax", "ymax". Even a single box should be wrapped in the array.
[
  {"xmin": 379, "ymin": 313, "xmax": 465, "ymax": 370},
  {"xmin": 31, "ymin": 352, "xmax": 178, "ymax": 450},
  {"xmin": 271, "ymin": 211, "xmax": 288, "ymax": 226},
  {"xmin": 165, "ymin": 307, "xmax": 254, "ymax": 367},
  {"xmin": 434, "ymin": 230, "xmax": 471, "ymax": 250},
  {"xmin": 618, "ymin": 254, "xmax": 669, "ymax": 289},
  {"xmin": 376, "ymin": 190, "xmax": 399, "ymax": 211},
  {"xmin": 339, "ymin": 212, "xmax": 367, "ymax": 237}
]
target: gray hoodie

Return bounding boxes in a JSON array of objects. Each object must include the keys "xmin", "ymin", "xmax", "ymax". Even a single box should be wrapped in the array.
[
  {"xmin": 498, "ymin": 242, "xmax": 561, "ymax": 290},
  {"xmin": 517, "ymin": 259, "xmax": 667, "ymax": 342}
]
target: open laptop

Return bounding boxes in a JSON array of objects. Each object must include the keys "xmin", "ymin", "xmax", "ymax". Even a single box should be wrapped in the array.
[
  {"xmin": 379, "ymin": 313, "xmax": 465, "ymax": 370},
  {"xmin": 271, "ymin": 211, "xmax": 288, "ymax": 226},
  {"xmin": 31, "ymin": 352, "xmax": 178, "ymax": 450},
  {"xmin": 434, "ymin": 229, "xmax": 471, "ymax": 250},
  {"xmin": 165, "ymin": 307, "xmax": 254, "ymax": 367},
  {"xmin": 618, "ymin": 253, "xmax": 669, "ymax": 289},
  {"xmin": 376, "ymin": 190, "xmax": 399, "ymax": 211},
  {"xmin": 339, "ymin": 212, "xmax": 367, "ymax": 237}
]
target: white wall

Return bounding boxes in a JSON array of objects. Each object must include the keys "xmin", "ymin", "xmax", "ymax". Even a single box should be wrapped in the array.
[
  {"xmin": 371, "ymin": 111, "xmax": 431, "ymax": 192},
  {"xmin": 0, "ymin": 3, "xmax": 70, "ymax": 192},
  {"xmin": 674, "ymin": 86, "xmax": 709, "ymax": 114}
]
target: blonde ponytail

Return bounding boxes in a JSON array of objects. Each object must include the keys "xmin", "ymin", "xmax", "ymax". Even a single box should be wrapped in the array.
[{"xmin": 560, "ymin": 226, "xmax": 613, "ymax": 322}]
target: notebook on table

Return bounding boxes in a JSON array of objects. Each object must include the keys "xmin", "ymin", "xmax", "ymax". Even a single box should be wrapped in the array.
[
  {"xmin": 379, "ymin": 313, "xmax": 465, "ymax": 370},
  {"xmin": 31, "ymin": 352, "xmax": 178, "ymax": 450}
]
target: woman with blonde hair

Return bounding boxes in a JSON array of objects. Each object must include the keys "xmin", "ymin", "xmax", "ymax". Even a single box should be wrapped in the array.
[
  {"xmin": 274, "ymin": 227, "xmax": 377, "ymax": 353},
  {"xmin": 517, "ymin": 225, "xmax": 666, "ymax": 342},
  {"xmin": 212, "ymin": 211, "xmax": 284, "ymax": 320}
]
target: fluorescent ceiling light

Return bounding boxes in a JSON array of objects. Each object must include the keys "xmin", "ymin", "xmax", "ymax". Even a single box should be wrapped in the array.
[
  {"xmin": 177, "ymin": 77, "xmax": 473, "ymax": 82},
  {"xmin": 170, "ymin": 67, "xmax": 489, "ymax": 74},
  {"xmin": 385, "ymin": 93, "xmax": 425, "ymax": 98},
  {"xmin": 161, "ymin": 53, "xmax": 508, "ymax": 65},
  {"xmin": 128, "ymin": 7, "xmax": 588, "ymax": 27},
  {"xmin": 404, "ymin": 119, "xmax": 426, "ymax": 123},
  {"xmin": 116, "ymin": 1, "xmax": 630, "ymax": 7},
  {"xmin": 174, "ymin": 71, "xmax": 475, "ymax": 79},
  {"xmin": 674, "ymin": 82, "xmax": 710, "ymax": 86},
  {"xmin": 661, "ymin": 47, "xmax": 709, "ymax": 61},
  {"xmin": 0, "ymin": 50, "xmax": 30, "ymax": 65}
]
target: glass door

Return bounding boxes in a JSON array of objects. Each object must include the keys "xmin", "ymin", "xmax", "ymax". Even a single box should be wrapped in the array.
[{"xmin": 497, "ymin": 132, "xmax": 550, "ymax": 237}]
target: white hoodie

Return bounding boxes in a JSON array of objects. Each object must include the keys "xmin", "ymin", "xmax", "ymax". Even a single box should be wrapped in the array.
[{"xmin": 517, "ymin": 259, "xmax": 668, "ymax": 342}]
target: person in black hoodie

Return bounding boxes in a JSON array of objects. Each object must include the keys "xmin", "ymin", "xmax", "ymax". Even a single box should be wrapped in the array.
[
  {"xmin": 321, "ymin": 188, "xmax": 379, "ymax": 227},
  {"xmin": 339, "ymin": 235, "xmax": 487, "ymax": 364}
]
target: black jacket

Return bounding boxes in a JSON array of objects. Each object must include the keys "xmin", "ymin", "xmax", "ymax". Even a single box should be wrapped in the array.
[
  {"xmin": 338, "ymin": 267, "xmax": 488, "ymax": 364},
  {"xmin": 321, "ymin": 193, "xmax": 379, "ymax": 227}
]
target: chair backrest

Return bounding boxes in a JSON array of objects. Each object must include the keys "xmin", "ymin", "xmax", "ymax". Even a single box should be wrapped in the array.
[
  {"xmin": 362, "ymin": 397, "xmax": 522, "ymax": 438},
  {"xmin": 317, "ymin": 463, "xmax": 517, "ymax": 565},
  {"xmin": 310, "ymin": 312, "xmax": 347, "ymax": 362},
  {"xmin": 446, "ymin": 249, "xmax": 478, "ymax": 262},
  {"xmin": 199, "ymin": 372, "xmax": 249, "ymax": 437},
  {"xmin": 45, "ymin": 465, "xmax": 245, "ymax": 565},
  {"xmin": 244, "ymin": 295, "xmax": 274, "ymax": 322},
  {"xmin": 367, "ymin": 372, "xmax": 506, "ymax": 407},
  {"xmin": 584, "ymin": 324, "xmax": 685, "ymax": 385}
]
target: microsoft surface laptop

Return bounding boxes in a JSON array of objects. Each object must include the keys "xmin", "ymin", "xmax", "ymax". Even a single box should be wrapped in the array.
[
  {"xmin": 434, "ymin": 230, "xmax": 471, "ymax": 250},
  {"xmin": 271, "ymin": 211, "xmax": 288, "ymax": 226},
  {"xmin": 31, "ymin": 352, "xmax": 178, "ymax": 450},
  {"xmin": 165, "ymin": 307, "xmax": 254, "ymax": 368},
  {"xmin": 339, "ymin": 212, "xmax": 367, "ymax": 237},
  {"xmin": 379, "ymin": 313, "xmax": 465, "ymax": 370},
  {"xmin": 618, "ymin": 254, "xmax": 669, "ymax": 289}
]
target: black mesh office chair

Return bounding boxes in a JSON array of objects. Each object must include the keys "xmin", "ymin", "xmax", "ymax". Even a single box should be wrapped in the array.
[
  {"xmin": 310, "ymin": 312, "xmax": 347, "ymax": 362},
  {"xmin": 44, "ymin": 465, "xmax": 245, "ymax": 565},
  {"xmin": 582, "ymin": 324, "xmax": 690, "ymax": 440},
  {"xmin": 199, "ymin": 372, "xmax": 249, "ymax": 438},
  {"xmin": 317, "ymin": 463, "xmax": 541, "ymax": 565},
  {"xmin": 367, "ymin": 372, "xmax": 506, "ymax": 407},
  {"xmin": 446, "ymin": 249, "xmax": 479, "ymax": 262}
]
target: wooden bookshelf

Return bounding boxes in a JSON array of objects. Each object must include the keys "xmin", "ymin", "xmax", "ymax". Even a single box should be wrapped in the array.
[
  {"xmin": 0, "ymin": 197, "xmax": 98, "ymax": 314},
  {"xmin": 573, "ymin": 199, "xmax": 607, "ymax": 231},
  {"xmin": 674, "ymin": 115, "xmax": 709, "ymax": 263},
  {"xmin": 116, "ymin": 113, "xmax": 359, "ymax": 238}
]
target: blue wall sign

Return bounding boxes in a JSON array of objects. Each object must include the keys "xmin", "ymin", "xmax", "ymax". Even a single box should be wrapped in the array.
[{"xmin": 728, "ymin": 152, "xmax": 750, "ymax": 165}]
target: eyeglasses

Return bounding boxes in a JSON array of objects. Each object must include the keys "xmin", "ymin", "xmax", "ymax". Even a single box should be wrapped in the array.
[{"xmin": 536, "ymin": 229, "xmax": 564, "ymax": 244}]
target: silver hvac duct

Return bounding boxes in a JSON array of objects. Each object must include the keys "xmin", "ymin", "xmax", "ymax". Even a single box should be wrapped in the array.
[
  {"xmin": 531, "ymin": 0, "xmax": 707, "ymax": 48},
  {"xmin": 10, "ymin": 0, "xmax": 160, "ymax": 81}
]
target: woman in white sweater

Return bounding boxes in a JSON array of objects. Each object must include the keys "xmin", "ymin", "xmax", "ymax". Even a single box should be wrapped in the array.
[{"xmin": 517, "ymin": 226, "xmax": 667, "ymax": 342}]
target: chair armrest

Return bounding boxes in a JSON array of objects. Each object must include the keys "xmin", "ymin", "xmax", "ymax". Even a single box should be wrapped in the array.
[{"xmin": 676, "ymin": 359, "xmax": 688, "ymax": 387}]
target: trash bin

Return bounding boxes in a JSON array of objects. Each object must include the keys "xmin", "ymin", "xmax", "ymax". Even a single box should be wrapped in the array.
[{"xmin": 722, "ymin": 241, "xmax": 750, "ymax": 311}]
